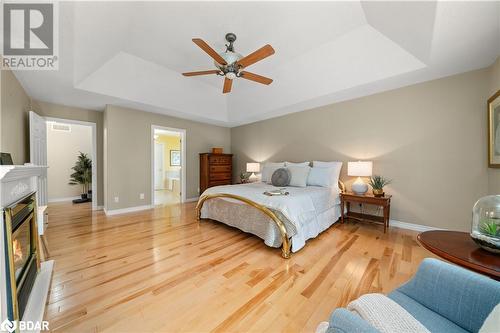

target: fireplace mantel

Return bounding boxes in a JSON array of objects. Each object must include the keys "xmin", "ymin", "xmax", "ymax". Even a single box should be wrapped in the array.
[
  {"xmin": 0, "ymin": 165, "xmax": 47, "ymax": 208},
  {"xmin": 0, "ymin": 164, "xmax": 53, "ymax": 332}
]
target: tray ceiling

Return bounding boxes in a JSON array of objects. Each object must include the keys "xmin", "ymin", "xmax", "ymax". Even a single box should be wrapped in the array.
[{"xmin": 12, "ymin": 1, "xmax": 500, "ymax": 127}]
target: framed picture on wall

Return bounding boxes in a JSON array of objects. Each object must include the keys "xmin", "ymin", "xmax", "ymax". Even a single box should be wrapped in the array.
[
  {"xmin": 170, "ymin": 150, "xmax": 181, "ymax": 166},
  {"xmin": 489, "ymin": 90, "xmax": 500, "ymax": 167}
]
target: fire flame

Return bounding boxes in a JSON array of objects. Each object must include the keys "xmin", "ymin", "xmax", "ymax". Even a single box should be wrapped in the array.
[{"xmin": 13, "ymin": 239, "xmax": 23, "ymax": 262}]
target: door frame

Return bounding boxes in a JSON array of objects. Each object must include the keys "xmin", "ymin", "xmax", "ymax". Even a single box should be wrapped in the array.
[
  {"xmin": 154, "ymin": 142, "xmax": 165, "ymax": 190},
  {"xmin": 45, "ymin": 117, "xmax": 98, "ymax": 210},
  {"xmin": 151, "ymin": 125, "xmax": 186, "ymax": 204}
]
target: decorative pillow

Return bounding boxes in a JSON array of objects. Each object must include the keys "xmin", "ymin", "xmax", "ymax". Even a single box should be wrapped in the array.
[
  {"xmin": 285, "ymin": 161, "xmax": 310, "ymax": 167},
  {"xmin": 313, "ymin": 161, "xmax": 343, "ymax": 188},
  {"xmin": 271, "ymin": 168, "xmax": 291, "ymax": 187},
  {"xmin": 261, "ymin": 162, "xmax": 285, "ymax": 183},
  {"xmin": 307, "ymin": 167, "xmax": 335, "ymax": 187},
  {"xmin": 287, "ymin": 165, "xmax": 311, "ymax": 187}
]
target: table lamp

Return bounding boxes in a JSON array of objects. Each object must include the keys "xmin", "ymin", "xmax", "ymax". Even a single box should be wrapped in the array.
[
  {"xmin": 246, "ymin": 162, "xmax": 260, "ymax": 182},
  {"xmin": 348, "ymin": 161, "xmax": 372, "ymax": 194}
]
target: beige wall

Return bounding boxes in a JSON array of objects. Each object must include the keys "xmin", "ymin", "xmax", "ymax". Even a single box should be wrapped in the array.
[
  {"xmin": 231, "ymin": 68, "xmax": 492, "ymax": 231},
  {"xmin": 47, "ymin": 122, "xmax": 92, "ymax": 200},
  {"xmin": 36, "ymin": 101, "xmax": 104, "ymax": 206},
  {"xmin": 488, "ymin": 57, "xmax": 500, "ymax": 194},
  {"xmin": 0, "ymin": 69, "xmax": 35, "ymax": 164},
  {"xmin": 104, "ymin": 105, "xmax": 231, "ymax": 210}
]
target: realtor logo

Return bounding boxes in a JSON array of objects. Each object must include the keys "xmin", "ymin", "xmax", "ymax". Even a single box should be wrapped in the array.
[
  {"xmin": 0, "ymin": 319, "xmax": 16, "ymax": 333},
  {"xmin": 1, "ymin": 1, "xmax": 59, "ymax": 70}
]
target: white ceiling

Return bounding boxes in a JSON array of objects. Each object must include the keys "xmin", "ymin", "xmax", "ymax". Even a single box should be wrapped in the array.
[{"xmin": 12, "ymin": 1, "xmax": 500, "ymax": 127}]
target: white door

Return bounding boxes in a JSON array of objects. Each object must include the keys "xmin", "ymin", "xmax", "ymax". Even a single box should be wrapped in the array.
[
  {"xmin": 29, "ymin": 111, "xmax": 48, "ymax": 207},
  {"xmin": 154, "ymin": 143, "xmax": 164, "ymax": 190}
]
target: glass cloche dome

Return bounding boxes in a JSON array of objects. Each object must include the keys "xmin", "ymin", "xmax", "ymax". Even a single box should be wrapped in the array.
[{"xmin": 471, "ymin": 195, "xmax": 500, "ymax": 253}]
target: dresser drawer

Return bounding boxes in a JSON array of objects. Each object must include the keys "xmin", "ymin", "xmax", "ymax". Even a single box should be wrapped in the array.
[
  {"xmin": 210, "ymin": 173, "xmax": 231, "ymax": 181},
  {"xmin": 210, "ymin": 165, "xmax": 231, "ymax": 173},
  {"xmin": 209, "ymin": 180, "xmax": 232, "ymax": 187},
  {"xmin": 209, "ymin": 155, "xmax": 232, "ymax": 165}
]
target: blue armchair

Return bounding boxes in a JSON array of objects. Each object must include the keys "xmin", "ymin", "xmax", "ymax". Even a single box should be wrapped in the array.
[{"xmin": 327, "ymin": 258, "xmax": 500, "ymax": 333}]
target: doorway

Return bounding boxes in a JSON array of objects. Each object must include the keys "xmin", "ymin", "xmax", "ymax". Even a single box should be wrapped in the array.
[
  {"xmin": 151, "ymin": 125, "xmax": 186, "ymax": 205},
  {"xmin": 45, "ymin": 117, "xmax": 97, "ymax": 210}
]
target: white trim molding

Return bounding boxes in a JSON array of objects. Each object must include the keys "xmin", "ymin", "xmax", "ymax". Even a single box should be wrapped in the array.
[
  {"xmin": 185, "ymin": 197, "xmax": 199, "ymax": 203},
  {"xmin": 390, "ymin": 219, "xmax": 445, "ymax": 232},
  {"xmin": 104, "ymin": 204, "xmax": 153, "ymax": 216},
  {"xmin": 48, "ymin": 196, "xmax": 81, "ymax": 203}
]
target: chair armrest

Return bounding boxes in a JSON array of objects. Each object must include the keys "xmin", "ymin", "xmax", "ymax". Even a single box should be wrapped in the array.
[
  {"xmin": 396, "ymin": 258, "xmax": 500, "ymax": 333},
  {"xmin": 326, "ymin": 308, "xmax": 379, "ymax": 333}
]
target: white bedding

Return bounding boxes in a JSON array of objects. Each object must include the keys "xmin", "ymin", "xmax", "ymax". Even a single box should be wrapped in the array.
[{"xmin": 200, "ymin": 182, "xmax": 341, "ymax": 252}]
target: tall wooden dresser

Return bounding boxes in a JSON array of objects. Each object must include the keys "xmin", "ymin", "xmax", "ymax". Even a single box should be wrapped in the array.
[{"xmin": 199, "ymin": 153, "xmax": 233, "ymax": 193}]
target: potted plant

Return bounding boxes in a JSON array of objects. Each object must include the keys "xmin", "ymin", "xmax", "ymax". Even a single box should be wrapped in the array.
[
  {"xmin": 69, "ymin": 152, "xmax": 92, "ymax": 202},
  {"xmin": 240, "ymin": 172, "xmax": 250, "ymax": 184},
  {"xmin": 368, "ymin": 175, "xmax": 392, "ymax": 197}
]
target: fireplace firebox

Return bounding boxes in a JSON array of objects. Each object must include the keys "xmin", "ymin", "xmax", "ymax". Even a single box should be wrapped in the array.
[{"xmin": 3, "ymin": 192, "xmax": 40, "ymax": 322}]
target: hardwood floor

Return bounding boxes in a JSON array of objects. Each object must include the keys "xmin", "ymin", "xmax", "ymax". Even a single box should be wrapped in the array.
[{"xmin": 44, "ymin": 201, "xmax": 434, "ymax": 332}]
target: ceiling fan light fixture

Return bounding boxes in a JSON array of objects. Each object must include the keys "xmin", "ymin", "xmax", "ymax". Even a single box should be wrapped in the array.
[
  {"xmin": 215, "ymin": 51, "xmax": 243, "ymax": 67},
  {"xmin": 225, "ymin": 72, "xmax": 236, "ymax": 80},
  {"xmin": 183, "ymin": 33, "xmax": 275, "ymax": 94}
]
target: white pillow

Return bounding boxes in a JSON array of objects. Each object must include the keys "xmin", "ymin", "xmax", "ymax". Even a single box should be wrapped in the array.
[
  {"xmin": 479, "ymin": 303, "xmax": 500, "ymax": 333},
  {"xmin": 313, "ymin": 161, "xmax": 343, "ymax": 188},
  {"xmin": 307, "ymin": 167, "xmax": 335, "ymax": 187},
  {"xmin": 261, "ymin": 162, "xmax": 285, "ymax": 183},
  {"xmin": 285, "ymin": 161, "xmax": 310, "ymax": 167},
  {"xmin": 287, "ymin": 165, "xmax": 311, "ymax": 187}
]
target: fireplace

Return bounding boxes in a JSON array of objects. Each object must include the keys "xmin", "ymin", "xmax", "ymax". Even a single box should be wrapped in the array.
[{"xmin": 3, "ymin": 192, "xmax": 40, "ymax": 322}]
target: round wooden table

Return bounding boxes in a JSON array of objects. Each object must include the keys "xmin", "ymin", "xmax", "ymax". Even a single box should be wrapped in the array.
[{"xmin": 417, "ymin": 230, "xmax": 500, "ymax": 280}]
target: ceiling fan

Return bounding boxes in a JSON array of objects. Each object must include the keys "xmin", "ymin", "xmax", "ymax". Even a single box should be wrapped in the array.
[{"xmin": 182, "ymin": 33, "xmax": 275, "ymax": 94}]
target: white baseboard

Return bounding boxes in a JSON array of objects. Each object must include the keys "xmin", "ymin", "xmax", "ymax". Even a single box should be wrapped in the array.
[
  {"xmin": 93, "ymin": 205, "xmax": 104, "ymax": 211},
  {"xmin": 390, "ymin": 219, "xmax": 444, "ymax": 232},
  {"xmin": 185, "ymin": 197, "xmax": 199, "ymax": 203},
  {"xmin": 48, "ymin": 196, "xmax": 80, "ymax": 203},
  {"xmin": 104, "ymin": 204, "xmax": 153, "ymax": 216}
]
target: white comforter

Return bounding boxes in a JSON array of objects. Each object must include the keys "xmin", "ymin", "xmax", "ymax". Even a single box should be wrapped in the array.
[{"xmin": 201, "ymin": 182, "xmax": 341, "ymax": 252}]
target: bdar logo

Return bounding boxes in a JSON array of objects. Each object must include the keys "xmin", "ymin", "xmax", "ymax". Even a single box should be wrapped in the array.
[{"xmin": 0, "ymin": 319, "xmax": 17, "ymax": 333}]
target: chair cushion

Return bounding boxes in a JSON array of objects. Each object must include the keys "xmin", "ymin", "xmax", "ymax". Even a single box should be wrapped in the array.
[{"xmin": 389, "ymin": 290, "xmax": 469, "ymax": 333}]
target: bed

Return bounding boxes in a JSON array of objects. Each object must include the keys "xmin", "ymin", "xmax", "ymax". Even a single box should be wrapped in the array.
[{"xmin": 196, "ymin": 181, "xmax": 344, "ymax": 258}]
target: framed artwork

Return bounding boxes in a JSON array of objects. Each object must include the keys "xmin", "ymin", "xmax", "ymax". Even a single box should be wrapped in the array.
[
  {"xmin": 488, "ymin": 90, "xmax": 500, "ymax": 167},
  {"xmin": 170, "ymin": 150, "xmax": 181, "ymax": 166}
]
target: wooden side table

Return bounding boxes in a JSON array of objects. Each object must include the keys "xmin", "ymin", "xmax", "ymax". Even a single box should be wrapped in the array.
[
  {"xmin": 417, "ymin": 230, "xmax": 500, "ymax": 280},
  {"xmin": 340, "ymin": 192, "xmax": 392, "ymax": 233}
]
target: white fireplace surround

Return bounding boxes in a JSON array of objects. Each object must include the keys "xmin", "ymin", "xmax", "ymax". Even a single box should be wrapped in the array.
[{"xmin": 0, "ymin": 165, "xmax": 54, "ymax": 331}]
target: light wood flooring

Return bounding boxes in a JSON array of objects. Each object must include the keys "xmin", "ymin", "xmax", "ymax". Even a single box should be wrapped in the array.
[{"xmin": 44, "ymin": 201, "xmax": 434, "ymax": 332}]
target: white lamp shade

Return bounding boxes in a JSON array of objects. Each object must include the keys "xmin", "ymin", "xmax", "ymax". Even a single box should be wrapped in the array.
[
  {"xmin": 246, "ymin": 162, "xmax": 260, "ymax": 173},
  {"xmin": 347, "ymin": 161, "xmax": 372, "ymax": 177}
]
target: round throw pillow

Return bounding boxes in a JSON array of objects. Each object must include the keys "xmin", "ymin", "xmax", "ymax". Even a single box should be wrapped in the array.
[{"xmin": 271, "ymin": 168, "xmax": 291, "ymax": 187}]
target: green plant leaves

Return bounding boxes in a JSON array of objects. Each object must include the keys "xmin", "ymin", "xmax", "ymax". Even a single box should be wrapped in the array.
[
  {"xmin": 68, "ymin": 152, "xmax": 92, "ymax": 194},
  {"xmin": 368, "ymin": 175, "xmax": 392, "ymax": 190}
]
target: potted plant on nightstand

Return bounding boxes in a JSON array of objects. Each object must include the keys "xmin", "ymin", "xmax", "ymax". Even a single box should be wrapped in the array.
[
  {"xmin": 368, "ymin": 175, "xmax": 392, "ymax": 197},
  {"xmin": 69, "ymin": 152, "xmax": 92, "ymax": 203}
]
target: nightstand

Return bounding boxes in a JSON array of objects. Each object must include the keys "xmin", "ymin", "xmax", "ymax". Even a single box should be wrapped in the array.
[{"xmin": 340, "ymin": 192, "xmax": 392, "ymax": 233}]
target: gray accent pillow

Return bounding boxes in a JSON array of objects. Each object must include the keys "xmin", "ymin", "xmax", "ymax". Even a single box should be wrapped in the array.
[{"xmin": 271, "ymin": 168, "xmax": 291, "ymax": 187}]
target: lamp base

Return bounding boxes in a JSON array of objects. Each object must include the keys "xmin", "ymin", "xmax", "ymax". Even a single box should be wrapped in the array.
[
  {"xmin": 352, "ymin": 177, "xmax": 368, "ymax": 195},
  {"xmin": 249, "ymin": 172, "xmax": 258, "ymax": 182}
]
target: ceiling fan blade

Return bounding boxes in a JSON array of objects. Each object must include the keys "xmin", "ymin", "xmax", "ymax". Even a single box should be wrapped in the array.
[
  {"xmin": 182, "ymin": 70, "xmax": 220, "ymax": 77},
  {"xmin": 236, "ymin": 44, "xmax": 275, "ymax": 68},
  {"xmin": 223, "ymin": 78, "xmax": 232, "ymax": 94},
  {"xmin": 240, "ymin": 71, "xmax": 273, "ymax": 85},
  {"xmin": 192, "ymin": 38, "xmax": 227, "ymax": 65}
]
